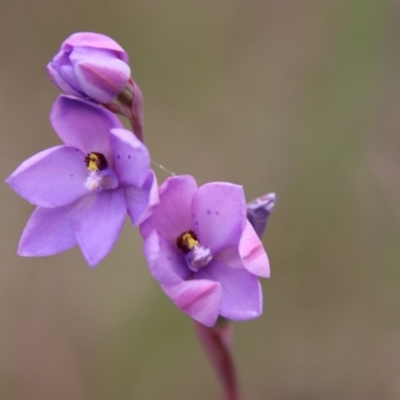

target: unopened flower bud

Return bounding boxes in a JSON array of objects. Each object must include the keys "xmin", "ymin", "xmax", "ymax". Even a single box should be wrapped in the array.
[
  {"xmin": 106, "ymin": 78, "xmax": 144, "ymax": 142},
  {"xmin": 247, "ymin": 192, "xmax": 276, "ymax": 238},
  {"xmin": 48, "ymin": 32, "xmax": 145, "ymax": 142},
  {"xmin": 47, "ymin": 32, "xmax": 131, "ymax": 104}
]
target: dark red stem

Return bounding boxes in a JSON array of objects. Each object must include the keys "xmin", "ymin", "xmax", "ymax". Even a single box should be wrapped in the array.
[
  {"xmin": 102, "ymin": 79, "xmax": 144, "ymax": 143},
  {"xmin": 194, "ymin": 319, "xmax": 240, "ymax": 400}
]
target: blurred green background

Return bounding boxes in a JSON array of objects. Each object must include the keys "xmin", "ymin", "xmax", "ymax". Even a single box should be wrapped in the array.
[{"xmin": 1, "ymin": 1, "xmax": 400, "ymax": 399}]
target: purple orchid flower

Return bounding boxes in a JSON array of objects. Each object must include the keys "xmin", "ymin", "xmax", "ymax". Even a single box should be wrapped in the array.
[
  {"xmin": 47, "ymin": 32, "xmax": 131, "ymax": 104},
  {"xmin": 6, "ymin": 95, "xmax": 158, "ymax": 267},
  {"xmin": 140, "ymin": 175, "xmax": 270, "ymax": 327}
]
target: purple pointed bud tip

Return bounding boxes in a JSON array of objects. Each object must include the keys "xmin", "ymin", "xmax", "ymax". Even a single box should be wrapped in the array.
[
  {"xmin": 248, "ymin": 192, "xmax": 276, "ymax": 212},
  {"xmin": 247, "ymin": 192, "xmax": 276, "ymax": 238}
]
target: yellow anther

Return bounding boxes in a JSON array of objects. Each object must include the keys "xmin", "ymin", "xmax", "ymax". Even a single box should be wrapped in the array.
[
  {"xmin": 181, "ymin": 232, "xmax": 199, "ymax": 250},
  {"xmin": 87, "ymin": 154, "xmax": 100, "ymax": 171},
  {"xmin": 177, "ymin": 230, "xmax": 199, "ymax": 253},
  {"xmin": 85, "ymin": 152, "xmax": 108, "ymax": 171}
]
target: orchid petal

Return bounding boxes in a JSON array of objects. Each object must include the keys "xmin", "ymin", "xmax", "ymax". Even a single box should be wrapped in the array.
[
  {"xmin": 62, "ymin": 32, "xmax": 129, "ymax": 63},
  {"xmin": 6, "ymin": 146, "xmax": 88, "ymax": 208},
  {"xmin": 192, "ymin": 182, "xmax": 246, "ymax": 254},
  {"xmin": 140, "ymin": 175, "xmax": 197, "ymax": 240},
  {"xmin": 75, "ymin": 57, "xmax": 131, "ymax": 103},
  {"xmin": 143, "ymin": 230, "xmax": 190, "ymax": 284},
  {"xmin": 239, "ymin": 220, "xmax": 270, "ymax": 278},
  {"xmin": 124, "ymin": 170, "xmax": 159, "ymax": 225},
  {"xmin": 58, "ymin": 64, "xmax": 81, "ymax": 94},
  {"xmin": 50, "ymin": 95, "xmax": 122, "ymax": 161},
  {"xmin": 213, "ymin": 246, "xmax": 243, "ymax": 269},
  {"xmin": 18, "ymin": 195, "xmax": 95, "ymax": 257},
  {"xmin": 46, "ymin": 63, "xmax": 80, "ymax": 97},
  {"xmin": 197, "ymin": 262, "xmax": 262, "ymax": 321},
  {"xmin": 161, "ymin": 279, "xmax": 222, "ymax": 327},
  {"xmin": 75, "ymin": 188, "xmax": 126, "ymax": 267},
  {"xmin": 110, "ymin": 128, "xmax": 149, "ymax": 188}
]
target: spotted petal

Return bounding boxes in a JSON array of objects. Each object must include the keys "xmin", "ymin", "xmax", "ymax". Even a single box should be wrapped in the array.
[
  {"xmin": 110, "ymin": 128, "xmax": 150, "ymax": 188},
  {"xmin": 192, "ymin": 182, "xmax": 246, "ymax": 254}
]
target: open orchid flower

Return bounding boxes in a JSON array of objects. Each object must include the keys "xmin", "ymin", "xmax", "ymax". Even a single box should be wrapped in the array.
[
  {"xmin": 140, "ymin": 175, "xmax": 270, "ymax": 327},
  {"xmin": 7, "ymin": 95, "xmax": 158, "ymax": 267}
]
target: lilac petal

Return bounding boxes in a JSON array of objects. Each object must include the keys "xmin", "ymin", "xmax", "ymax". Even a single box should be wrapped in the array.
[
  {"xmin": 46, "ymin": 63, "xmax": 81, "ymax": 97},
  {"xmin": 68, "ymin": 47, "xmax": 123, "ymax": 64},
  {"xmin": 6, "ymin": 146, "xmax": 88, "ymax": 208},
  {"xmin": 58, "ymin": 64, "xmax": 81, "ymax": 93},
  {"xmin": 75, "ymin": 57, "xmax": 131, "ymax": 103},
  {"xmin": 110, "ymin": 128, "xmax": 150, "ymax": 188},
  {"xmin": 75, "ymin": 188, "xmax": 126, "ymax": 267},
  {"xmin": 50, "ymin": 95, "xmax": 122, "ymax": 161},
  {"xmin": 192, "ymin": 182, "xmax": 246, "ymax": 254},
  {"xmin": 239, "ymin": 220, "xmax": 270, "ymax": 278},
  {"xmin": 18, "ymin": 195, "xmax": 95, "ymax": 257},
  {"xmin": 197, "ymin": 262, "xmax": 262, "ymax": 321},
  {"xmin": 140, "ymin": 175, "xmax": 197, "ymax": 240},
  {"xmin": 213, "ymin": 246, "xmax": 243, "ymax": 269},
  {"xmin": 124, "ymin": 170, "xmax": 159, "ymax": 225},
  {"xmin": 62, "ymin": 32, "xmax": 129, "ymax": 63},
  {"xmin": 161, "ymin": 279, "xmax": 222, "ymax": 327},
  {"xmin": 143, "ymin": 230, "xmax": 190, "ymax": 284}
]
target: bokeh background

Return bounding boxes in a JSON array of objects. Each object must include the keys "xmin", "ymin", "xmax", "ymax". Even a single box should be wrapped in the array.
[{"xmin": 1, "ymin": 1, "xmax": 400, "ymax": 399}]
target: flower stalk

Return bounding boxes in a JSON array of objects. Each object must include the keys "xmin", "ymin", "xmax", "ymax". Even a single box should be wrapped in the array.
[
  {"xmin": 194, "ymin": 318, "xmax": 239, "ymax": 400},
  {"xmin": 103, "ymin": 78, "xmax": 144, "ymax": 142}
]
